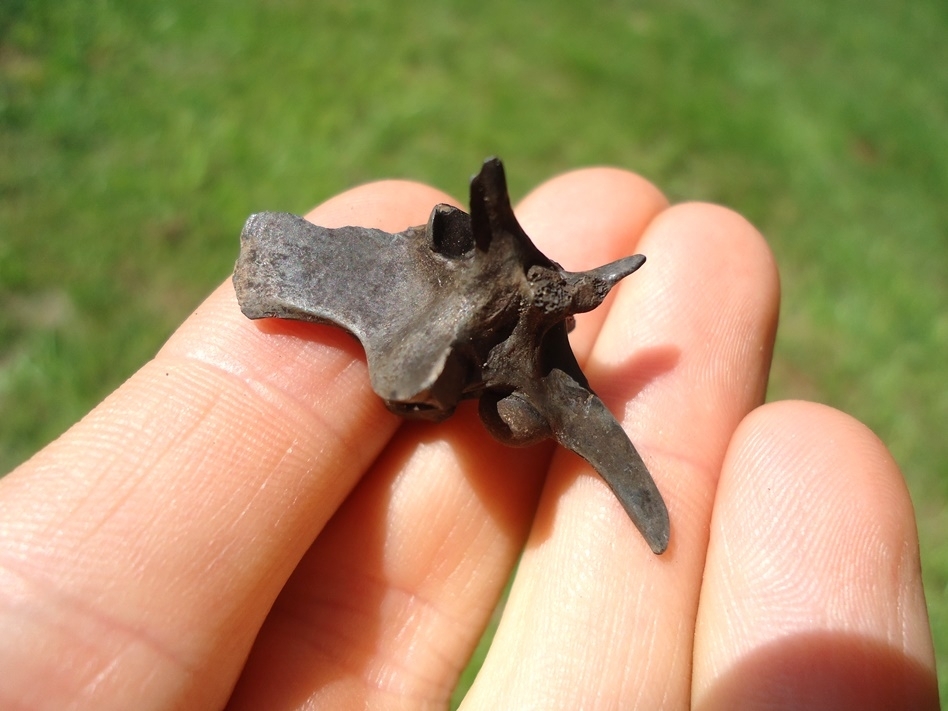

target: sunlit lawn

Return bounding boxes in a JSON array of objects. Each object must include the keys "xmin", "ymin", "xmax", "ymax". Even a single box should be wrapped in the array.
[{"xmin": 2, "ymin": 0, "xmax": 946, "ymax": 703}]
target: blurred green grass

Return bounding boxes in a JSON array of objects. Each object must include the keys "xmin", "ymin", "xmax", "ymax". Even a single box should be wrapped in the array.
[{"xmin": 2, "ymin": 0, "xmax": 946, "ymax": 704}]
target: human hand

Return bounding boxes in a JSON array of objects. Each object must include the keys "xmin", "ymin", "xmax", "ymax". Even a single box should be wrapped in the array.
[{"xmin": 0, "ymin": 169, "xmax": 938, "ymax": 709}]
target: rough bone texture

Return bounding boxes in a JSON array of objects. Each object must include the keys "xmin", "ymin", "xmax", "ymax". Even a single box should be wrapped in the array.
[{"xmin": 233, "ymin": 158, "xmax": 669, "ymax": 553}]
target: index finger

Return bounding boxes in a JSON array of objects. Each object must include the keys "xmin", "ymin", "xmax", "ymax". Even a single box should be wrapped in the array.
[
  {"xmin": 0, "ymin": 181, "xmax": 453, "ymax": 709},
  {"xmin": 465, "ymin": 201, "xmax": 780, "ymax": 708}
]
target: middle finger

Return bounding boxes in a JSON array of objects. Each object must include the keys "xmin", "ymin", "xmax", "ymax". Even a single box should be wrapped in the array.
[{"xmin": 467, "ymin": 201, "xmax": 780, "ymax": 709}]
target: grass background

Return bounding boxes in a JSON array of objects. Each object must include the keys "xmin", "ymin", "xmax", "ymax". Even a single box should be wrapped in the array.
[{"xmin": 2, "ymin": 0, "xmax": 945, "ymax": 704}]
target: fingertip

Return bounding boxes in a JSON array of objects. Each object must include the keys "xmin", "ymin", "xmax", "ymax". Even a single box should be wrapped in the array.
[
  {"xmin": 589, "ymin": 200, "xmax": 781, "ymax": 473},
  {"xmin": 640, "ymin": 201, "xmax": 780, "ymax": 318},
  {"xmin": 694, "ymin": 399, "xmax": 937, "ymax": 708},
  {"xmin": 515, "ymin": 166, "xmax": 669, "ymax": 270},
  {"xmin": 521, "ymin": 165, "xmax": 668, "ymax": 210},
  {"xmin": 725, "ymin": 400, "xmax": 919, "ymax": 554},
  {"xmin": 304, "ymin": 180, "xmax": 461, "ymax": 231}
]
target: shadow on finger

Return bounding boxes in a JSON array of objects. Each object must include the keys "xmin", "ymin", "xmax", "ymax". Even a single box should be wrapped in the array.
[{"xmin": 698, "ymin": 630, "xmax": 938, "ymax": 710}]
